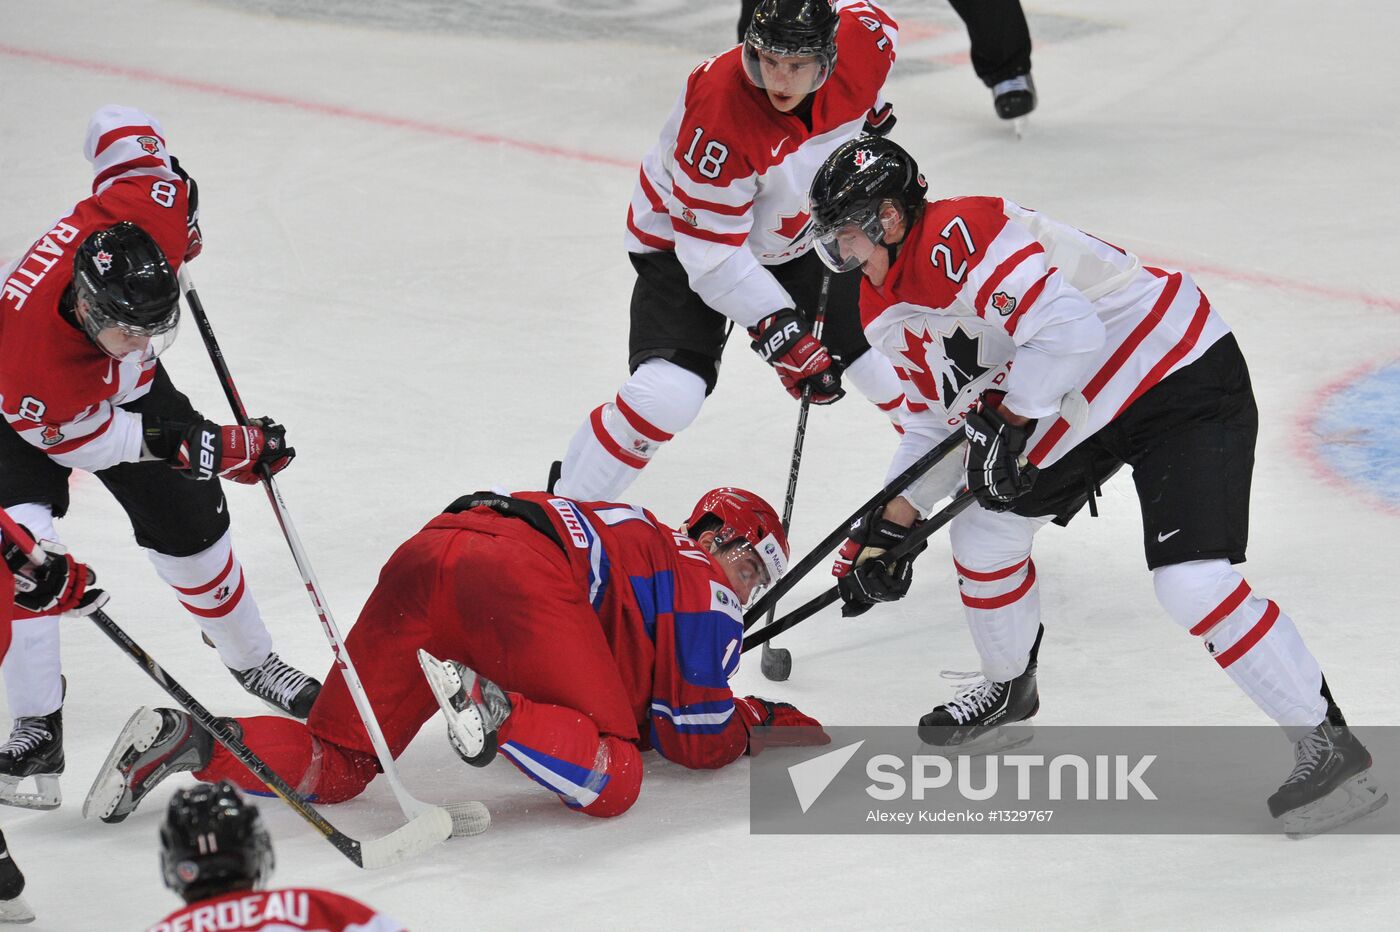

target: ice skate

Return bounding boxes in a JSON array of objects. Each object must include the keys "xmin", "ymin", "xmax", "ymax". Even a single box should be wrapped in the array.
[
  {"xmin": 418, "ymin": 650, "xmax": 512, "ymax": 767},
  {"xmin": 1268, "ymin": 722, "xmax": 1388, "ymax": 838},
  {"xmin": 83, "ymin": 708, "xmax": 219, "ymax": 824},
  {"xmin": 229, "ymin": 652, "xmax": 321, "ymax": 719},
  {"xmin": 0, "ymin": 709, "xmax": 64, "ymax": 812},
  {"xmin": 0, "ymin": 831, "xmax": 34, "ymax": 924},
  {"xmin": 918, "ymin": 626, "xmax": 1041, "ymax": 751},
  {"xmin": 992, "ymin": 74, "xmax": 1035, "ymax": 138}
]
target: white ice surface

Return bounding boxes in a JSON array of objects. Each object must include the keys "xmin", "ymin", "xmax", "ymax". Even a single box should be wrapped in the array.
[{"xmin": 2, "ymin": 1, "xmax": 1398, "ymax": 928}]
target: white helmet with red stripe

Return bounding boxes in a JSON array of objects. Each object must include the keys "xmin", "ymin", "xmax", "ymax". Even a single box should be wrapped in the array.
[{"xmin": 686, "ymin": 487, "xmax": 789, "ymax": 585}]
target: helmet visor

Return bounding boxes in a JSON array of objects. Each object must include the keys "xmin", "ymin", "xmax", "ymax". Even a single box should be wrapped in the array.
[
  {"xmin": 716, "ymin": 531, "xmax": 788, "ymax": 606},
  {"xmin": 741, "ymin": 42, "xmax": 831, "ymax": 95},
  {"xmin": 74, "ymin": 274, "xmax": 180, "ymax": 362},
  {"xmin": 814, "ymin": 208, "xmax": 885, "ymax": 273}
]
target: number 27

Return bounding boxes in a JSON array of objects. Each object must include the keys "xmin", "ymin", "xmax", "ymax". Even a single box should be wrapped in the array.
[{"xmin": 931, "ymin": 216, "xmax": 975, "ymax": 282}]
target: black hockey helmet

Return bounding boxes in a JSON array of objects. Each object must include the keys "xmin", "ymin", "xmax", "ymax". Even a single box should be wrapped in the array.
[
  {"xmin": 72, "ymin": 221, "xmax": 180, "ymax": 352},
  {"xmin": 160, "ymin": 781, "xmax": 274, "ymax": 904},
  {"xmin": 809, "ymin": 135, "xmax": 928, "ymax": 272},
  {"xmin": 742, "ymin": 0, "xmax": 839, "ymax": 93}
]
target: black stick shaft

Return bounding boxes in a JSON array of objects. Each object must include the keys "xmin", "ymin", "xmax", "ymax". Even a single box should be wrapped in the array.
[
  {"xmin": 743, "ymin": 429, "xmax": 966, "ymax": 628},
  {"xmin": 86, "ymin": 608, "xmax": 366, "ymax": 867}
]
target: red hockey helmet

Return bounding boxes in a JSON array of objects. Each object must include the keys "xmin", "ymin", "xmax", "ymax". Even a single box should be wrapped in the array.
[{"xmin": 686, "ymin": 487, "xmax": 790, "ymax": 586}]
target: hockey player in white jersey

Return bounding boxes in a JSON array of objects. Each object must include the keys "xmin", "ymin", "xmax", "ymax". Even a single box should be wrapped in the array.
[
  {"xmin": 810, "ymin": 136, "xmax": 1386, "ymax": 837},
  {"xmin": 552, "ymin": 0, "xmax": 918, "ymax": 501}
]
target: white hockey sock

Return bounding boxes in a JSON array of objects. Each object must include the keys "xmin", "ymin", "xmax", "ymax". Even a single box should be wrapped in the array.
[
  {"xmin": 1, "ymin": 503, "xmax": 63, "ymax": 717},
  {"xmin": 2, "ymin": 617, "xmax": 63, "ymax": 718},
  {"xmin": 554, "ymin": 359, "xmax": 706, "ymax": 501},
  {"xmin": 842, "ymin": 347, "xmax": 920, "ymax": 430},
  {"xmin": 1154, "ymin": 560, "xmax": 1326, "ymax": 732},
  {"xmin": 147, "ymin": 530, "xmax": 273, "ymax": 672},
  {"xmin": 949, "ymin": 506, "xmax": 1047, "ymax": 682}
]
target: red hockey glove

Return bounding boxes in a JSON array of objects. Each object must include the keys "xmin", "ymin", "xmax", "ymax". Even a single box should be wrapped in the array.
[
  {"xmin": 146, "ymin": 416, "xmax": 295, "ymax": 483},
  {"xmin": 964, "ymin": 392, "xmax": 1037, "ymax": 510},
  {"xmin": 736, "ymin": 696, "xmax": 830, "ymax": 755},
  {"xmin": 748, "ymin": 310, "xmax": 845, "ymax": 404},
  {"xmin": 862, "ymin": 101, "xmax": 897, "ymax": 137},
  {"xmin": 3, "ymin": 533, "xmax": 108, "ymax": 618}
]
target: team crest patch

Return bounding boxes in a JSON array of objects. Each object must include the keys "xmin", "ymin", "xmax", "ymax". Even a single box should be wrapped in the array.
[
  {"xmin": 94, "ymin": 250, "xmax": 114, "ymax": 274},
  {"xmin": 137, "ymin": 135, "xmax": 161, "ymax": 155},
  {"xmin": 853, "ymin": 147, "xmax": 875, "ymax": 168},
  {"xmin": 40, "ymin": 425, "xmax": 64, "ymax": 446},
  {"xmin": 991, "ymin": 291, "xmax": 1017, "ymax": 316},
  {"xmin": 680, "ymin": 207, "xmax": 698, "ymax": 227}
]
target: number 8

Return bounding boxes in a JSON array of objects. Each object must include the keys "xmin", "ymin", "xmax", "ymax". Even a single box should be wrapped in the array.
[{"xmin": 150, "ymin": 180, "xmax": 178, "ymax": 208}]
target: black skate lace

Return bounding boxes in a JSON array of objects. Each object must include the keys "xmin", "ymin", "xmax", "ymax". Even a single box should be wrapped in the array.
[
  {"xmin": 1283, "ymin": 729, "xmax": 1335, "ymax": 785},
  {"xmin": 0, "ymin": 718, "xmax": 52, "ymax": 756},
  {"xmin": 242, "ymin": 654, "xmax": 311, "ymax": 706},
  {"xmin": 940, "ymin": 671, "xmax": 1005, "ymax": 725}
]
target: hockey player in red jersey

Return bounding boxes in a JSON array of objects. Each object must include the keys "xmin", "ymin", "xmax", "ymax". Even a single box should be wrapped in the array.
[
  {"xmin": 85, "ymin": 488, "xmax": 826, "ymax": 823},
  {"xmin": 0, "ymin": 106, "xmax": 321, "ymax": 812},
  {"xmin": 552, "ymin": 0, "xmax": 919, "ymax": 501},
  {"xmin": 809, "ymin": 136, "xmax": 1386, "ymax": 836},
  {"xmin": 148, "ymin": 781, "xmax": 402, "ymax": 932}
]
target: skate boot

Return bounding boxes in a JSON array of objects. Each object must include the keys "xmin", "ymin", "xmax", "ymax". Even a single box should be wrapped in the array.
[
  {"xmin": 418, "ymin": 650, "xmax": 512, "ymax": 767},
  {"xmin": 229, "ymin": 653, "xmax": 321, "ymax": 719},
  {"xmin": 918, "ymin": 625, "xmax": 1042, "ymax": 750},
  {"xmin": 1268, "ymin": 721, "xmax": 1388, "ymax": 837},
  {"xmin": 0, "ymin": 830, "xmax": 34, "ymax": 924},
  {"xmin": 993, "ymin": 74, "xmax": 1036, "ymax": 120},
  {"xmin": 0, "ymin": 708, "xmax": 64, "ymax": 811},
  {"xmin": 83, "ymin": 707, "xmax": 223, "ymax": 824}
]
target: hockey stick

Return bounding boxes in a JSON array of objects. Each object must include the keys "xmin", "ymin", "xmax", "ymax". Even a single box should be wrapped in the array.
[
  {"xmin": 743, "ymin": 490, "xmax": 976, "ymax": 652},
  {"xmin": 759, "ymin": 270, "xmax": 833, "ymax": 682},
  {"xmin": 742, "ymin": 429, "xmax": 967, "ymax": 629},
  {"xmin": 175, "ymin": 267, "xmax": 483, "ymax": 837},
  {"xmin": 0, "ymin": 512, "xmax": 471, "ymax": 869}
]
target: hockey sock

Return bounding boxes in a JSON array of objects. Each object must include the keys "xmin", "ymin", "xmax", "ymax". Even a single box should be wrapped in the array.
[
  {"xmin": 146, "ymin": 530, "xmax": 273, "ymax": 671},
  {"xmin": 195, "ymin": 715, "xmax": 380, "ymax": 804},
  {"xmin": 496, "ymin": 694, "xmax": 643, "ymax": 818},
  {"xmin": 554, "ymin": 359, "xmax": 705, "ymax": 502},
  {"xmin": 1154, "ymin": 559, "xmax": 1327, "ymax": 734},
  {"xmin": 949, "ymin": 506, "xmax": 1046, "ymax": 681}
]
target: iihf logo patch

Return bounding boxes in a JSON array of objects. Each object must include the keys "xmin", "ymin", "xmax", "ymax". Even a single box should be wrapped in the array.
[
  {"xmin": 137, "ymin": 135, "xmax": 161, "ymax": 155},
  {"xmin": 680, "ymin": 207, "xmax": 698, "ymax": 227},
  {"xmin": 40, "ymin": 425, "xmax": 64, "ymax": 446},
  {"xmin": 176, "ymin": 861, "xmax": 201, "ymax": 883},
  {"xmin": 991, "ymin": 291, "xmax": 1017, "ymax": 316},
  {"xmin": 94, "ymin": 250, "xmax": 114, "ymax": 274}
]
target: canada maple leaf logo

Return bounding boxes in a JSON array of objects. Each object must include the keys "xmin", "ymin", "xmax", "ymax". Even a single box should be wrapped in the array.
[
  {"xmin": 775, "ymin": 210, "xmax": 812, "ymax": 243},
  {"xmin": 94, "ymin": 250, "xmax": 114, "ymax": 274},
  {"xmin": 991, "ymin": 291, "xmax": 1017, "ymax": 316}
]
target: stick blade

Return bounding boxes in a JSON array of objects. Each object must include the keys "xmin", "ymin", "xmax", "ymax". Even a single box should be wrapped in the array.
[
  {"xmin": 447, "ymin": 800, "xmax": 491, "ymax": 837},
  {"xmin": 760, "ymin": 644, "xmax": 792, "ymax": 681},
  {"xmin": 356, "ymin": 806, "xmax": 453, "ymax": 870}
]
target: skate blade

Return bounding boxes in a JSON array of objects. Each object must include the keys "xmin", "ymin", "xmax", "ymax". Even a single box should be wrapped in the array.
[
  {"xmin": 0, "ymin": 892, "xmax": 36, "ymax": 923},
  {"xmin": 919, "ymin": 723, "xmax": 1035, "ymax": 756},
  {"xmin": 0, "ymin": 773, "xmax": 61, "ymax": 811},
  {"xmin": 1011, "ymin": 117, "xmax": 1028, "ymax": 139},
  {"xmin": 1282, "ymin": 771, "xmax": 1389, "ymax": 838},
  {"xmin": 82, "ymin": 707, "xmax": 162, "ymax": 822},
  {"xmin": 417, "ymin": 650, "xmax": 487, "ymax": 760}
]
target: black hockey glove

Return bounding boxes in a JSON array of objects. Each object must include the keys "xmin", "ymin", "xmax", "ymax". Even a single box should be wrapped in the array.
[
  {"xmin": 964, "ymin": 392, "xmax": 1038, "ymax": 511},
  {"xmin": 837, "ymin": 545, "xmax": 924, "ymax": 618},
  {"xmin": 832, "ymin": 504, "xmax": 911, "ymax": 578},
  {"xmin": 748, "ymin": 309, "xmax": 845, "ymax": 404}
]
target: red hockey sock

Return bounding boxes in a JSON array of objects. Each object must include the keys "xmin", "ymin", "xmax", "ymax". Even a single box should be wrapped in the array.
[
  {"xmin": 195, "ymin": 715, "xmax": 381, "ymax": 804},
  {"xmin": 496, "ymin": 694, "xmax": 642, "ymax": 818}
]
